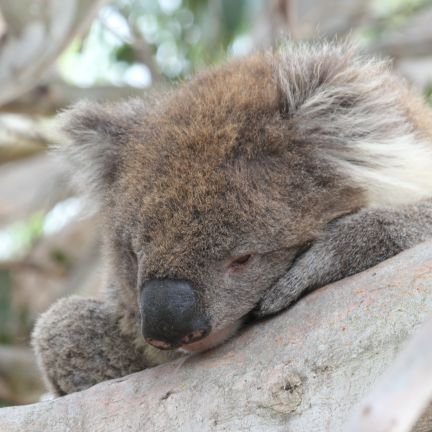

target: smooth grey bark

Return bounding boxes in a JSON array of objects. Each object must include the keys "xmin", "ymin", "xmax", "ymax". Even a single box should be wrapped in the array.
[
  {"xmin": 2, "ymin": 241, "xmax": 432, "ymax": 432},
  {"xmin": 346, "ymin": 317, "xmax": 432, "ymax": 432}
]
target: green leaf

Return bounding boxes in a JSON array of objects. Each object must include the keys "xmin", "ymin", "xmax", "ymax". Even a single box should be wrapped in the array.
[{"xmin": 114, "ymin": 43, "xmax": 136, "ymax": 64}]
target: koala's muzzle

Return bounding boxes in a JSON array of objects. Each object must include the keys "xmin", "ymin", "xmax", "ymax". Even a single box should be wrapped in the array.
[{"xmin": 140, "ymin": 279, "xmax": 211, "ymax": 349}]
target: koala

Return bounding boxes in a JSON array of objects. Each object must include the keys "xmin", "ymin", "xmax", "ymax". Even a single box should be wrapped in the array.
[{"xmin": 32, "ymin": 41, "xmax": 432, "ymax": 396}]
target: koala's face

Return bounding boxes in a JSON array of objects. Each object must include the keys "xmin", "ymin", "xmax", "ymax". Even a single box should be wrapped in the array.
[
  {"xmin": 110, "ymin": 152, "xmax": 314, "ymax": 352},
  {"xmin": 60, "ymin": 53, "xmax": 361, "ymax": 352}
]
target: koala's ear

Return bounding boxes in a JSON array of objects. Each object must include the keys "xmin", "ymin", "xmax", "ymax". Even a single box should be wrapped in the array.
[{"xmin": 56, "ymin": 100, "xmax": 145, "ymax": 200}]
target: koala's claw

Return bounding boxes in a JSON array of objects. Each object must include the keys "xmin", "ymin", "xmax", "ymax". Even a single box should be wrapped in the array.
[
  {"xmin": 253, "ymin": 293, "xmax": 294, "ymax": 318},
  {"xmin": 254, "ymin": 259, "xmax": 310, "ymax": 318}
]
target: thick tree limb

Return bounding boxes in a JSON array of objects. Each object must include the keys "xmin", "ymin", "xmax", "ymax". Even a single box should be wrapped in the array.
[{"xmin": 2, "ymin": 242, "xmax": 432, "ymax": 431}]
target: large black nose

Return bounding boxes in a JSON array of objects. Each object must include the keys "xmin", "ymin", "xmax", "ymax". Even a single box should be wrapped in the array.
[{"xmin": 140, "ymin": 279, "xmax": 210, "ymax": 349}]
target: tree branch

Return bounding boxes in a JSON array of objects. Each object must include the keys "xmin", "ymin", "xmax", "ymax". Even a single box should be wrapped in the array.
[
  {"xmin": 1, "ymin": 242, "xmax": 432, "ymax": 431},
  {"xmin": 0, "ymin": 259, "xmax": 65, "ymax": 277},
  {"xmin": 0, "ymin": 0, "xmax": 109, "ymax": 107},
  {"xmin": 0, "ymin": 81, "xmax": 148, "ymax": 116}
]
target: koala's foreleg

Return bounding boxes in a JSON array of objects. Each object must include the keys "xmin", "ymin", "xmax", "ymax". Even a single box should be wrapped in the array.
[
  {"xmin": 255, "ymin": 198, "xmax": 432, "ymax": 317},
  {"xmin": 32, "ymin": 296, "xmax": 179, "ymax": 395}
]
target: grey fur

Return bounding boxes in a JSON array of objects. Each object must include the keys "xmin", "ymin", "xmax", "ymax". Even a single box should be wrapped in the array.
[
  {"xmin": 32, "ymin": 40, "xmax": 432, "ymax": 395},
  {"xmin": 256, "ymin": 199, "xmax": 432, "ymax": 316},
  {"xmin": 32, "ymin": 297, "xmax": 179, "ymax": 395}
]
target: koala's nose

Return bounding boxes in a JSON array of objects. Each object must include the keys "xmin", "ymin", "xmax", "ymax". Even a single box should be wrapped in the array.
[{"xmin": 140, "ymin": 279, "xmax": 211, "ymax": 349}]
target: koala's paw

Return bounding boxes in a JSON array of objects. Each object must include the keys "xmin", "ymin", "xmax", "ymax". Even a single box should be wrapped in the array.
[
  {"xmin": 32, "ymin": 296, "xmax": 152, "ymax": 395},
  {"xmin": 254, "ymin": 209, "xmax": 401, "ymax": 318},
  {"xmin": 253, "ymin": 245, "xmax": 326, "ymax": 318}
]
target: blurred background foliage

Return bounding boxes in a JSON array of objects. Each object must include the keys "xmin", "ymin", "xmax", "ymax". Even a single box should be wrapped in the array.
[{"xmin": 1, "ymin": 0, "xmax": 432, "ymax": 406}]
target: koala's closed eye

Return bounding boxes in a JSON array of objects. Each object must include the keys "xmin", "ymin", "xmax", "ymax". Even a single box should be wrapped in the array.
[{"xmin": 228, "ymin": 254, "xmax": 253, "ymax": 270}]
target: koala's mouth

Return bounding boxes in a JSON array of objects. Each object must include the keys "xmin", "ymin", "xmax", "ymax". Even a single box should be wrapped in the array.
[
  {"xmin": 179, "ymin": 319, "xmax": 243, "ymax": 353},
  {"xmin": 146, "ymin": 319, "xmax": 242, "ymax": 352}
]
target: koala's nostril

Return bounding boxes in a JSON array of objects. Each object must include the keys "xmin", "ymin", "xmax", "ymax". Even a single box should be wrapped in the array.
[{"xmin": 140, "ymin": 279, "xmax": 211, "ymax": 348}]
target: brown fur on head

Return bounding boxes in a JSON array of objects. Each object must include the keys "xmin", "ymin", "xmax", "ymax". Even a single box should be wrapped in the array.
[{"xmin": 58, "ymin": 41, "xmax": 432, "ymax": 351}]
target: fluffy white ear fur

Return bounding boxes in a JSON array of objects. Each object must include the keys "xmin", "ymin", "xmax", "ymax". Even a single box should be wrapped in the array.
[
  {"xmin": 329, "ymin": 137, "xmax": 432, "ymax": 206},
  {"xmin": 276, "ymin": 40, "xmax": 432, "ymax": 207},
  {"xmin": 55, "ymin": 99, "xmax": 146, "ymax": 206}
]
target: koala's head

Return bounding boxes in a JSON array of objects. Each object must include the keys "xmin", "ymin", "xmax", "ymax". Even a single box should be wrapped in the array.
[{"xmin": 58, "ymin": 46, "xmax": 381, "ymax": 352}]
